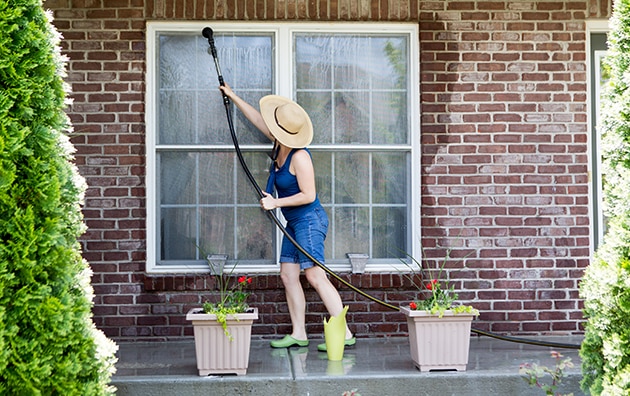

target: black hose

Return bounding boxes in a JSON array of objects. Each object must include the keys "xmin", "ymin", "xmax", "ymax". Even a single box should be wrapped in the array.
[
  {"xmin": 471, "ymin": 328, "xmax": 580, "ymax": 349},
  {"xmin": 201, "ymin": 27, "xmax": 582, "ymax": 350}
]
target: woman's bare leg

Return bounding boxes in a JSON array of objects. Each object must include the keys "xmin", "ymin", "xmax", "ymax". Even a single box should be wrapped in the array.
[
  {"xmin": 279, "ymin": 262, "xmax": 308, "ymax": 340},
  {"xmin": 304, "ymin": 265, "xmax": 353, "ymax": 339}
]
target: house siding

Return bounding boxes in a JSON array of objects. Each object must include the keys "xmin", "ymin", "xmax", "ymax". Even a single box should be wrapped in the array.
[{"xmin": 46, "ymin": 0, "xmax": 612, "ymax": 340}]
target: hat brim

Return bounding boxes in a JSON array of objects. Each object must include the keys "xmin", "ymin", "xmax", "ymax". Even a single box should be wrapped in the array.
[{"xmin": 259, "ymin": 95, "xmax": 313, "ymax": 148}]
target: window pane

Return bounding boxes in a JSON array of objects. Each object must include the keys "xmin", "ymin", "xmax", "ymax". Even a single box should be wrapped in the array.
[
  {"xmin": 197, "ymin": 92, "xmax": 235, "ymax": 145},
  {"xmin": 332, "ymin": 206, "xmax": 370, "ymax": 259},
  {"xmin": 216, "ymin": 35, "xmax": 274, "ymax": 89},
  {"xmin": 373, "ymin": 91, "xmax": 408, "ymax": 144},
  {"xmin": 313, "ymin": 151, "xmax": 332, "ymax": 203},
  {"xmin": 199, "ymin": 152, "xmax": 234, "ymax": 205},
  {"xmin": 237, "ymin": 151, "xmax": 272, "ymax": 204},
  {"xmin": 372, "ymin": 152, "xmax": 408, "ymax": 204},
  {"xmin": 159, "ymin": 151, "xmax": 277, "ymax": 262},
  {"xmin": 159, "ymin": 35, "xmax": 198, "ymax": 89},
  {"xmin": 373, "ymin": 207, "xmax": 407, "ymax": 258},
  {"xmin": 161, "ymin": 207, "xmax": 197, "ymax": 260},
  {"xmin": 333, "ymin": 36, "xmax": 370, "ymax": 90},
  {"xmin": 294, "ymin": 31, "xmax": 411, "ymax": 264},
  {"xmin": 158, "ymin": 34, "xmax": 199, "ymax": 145},
  {"xmin": 157, "ymin": 30, "xmax": 275, "ymax": 266},
  {"xmin": 373, "ymin": 37, "xmax": 408, "ymax": 91},
  {"xmin": 199, "ymin": 207, "xmax": 235, "ymax": 258},
  {"xmin": 335, "ymin": 92, "xmax": 370, "ymax": 144},
  {"xmin": 159, "ymin": 90, "xmax": 197, "ymax": 144},
  {"xmin": 296, "ymin": 91, "xmax": 333, "ymax": 144},
  {"xmin": 159, "ymin": 152, "xmax": 196, "ymax": 204},
  {"xmin": 335, "ymin": 152, "xmax": 369, "ymax": 204},
  {"xmin": 236, "ymin": 207, "xmax": 274, "ymax": 261},
  {"xmin": 295, "ymin": 35, "xmax": 332, "ymax": 89}
]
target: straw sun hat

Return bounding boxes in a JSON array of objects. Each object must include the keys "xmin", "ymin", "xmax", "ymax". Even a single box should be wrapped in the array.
[{"xmin": 259, "ymin": 95, "xmax": 313, "ymax": 148}]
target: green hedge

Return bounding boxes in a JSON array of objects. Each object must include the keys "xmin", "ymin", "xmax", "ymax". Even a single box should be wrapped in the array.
[
  {"xmin": 0, "ymin": 1, "xmax": 116, "ymax": 395},
  {"xmin": 580, "ymin": 0, "xmax": 630, "ymax": 394}
]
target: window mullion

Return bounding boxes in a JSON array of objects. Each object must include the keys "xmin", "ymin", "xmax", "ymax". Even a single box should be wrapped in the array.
[
  {"xmin": 369, "ymin": 152, "xmax": 373, "ymax": 258},
  {"xmin": 233, "ymin": 153, "xmax": 239, "ymax": 261},
  {"xmin": 331, "ymin": 37, "xmax": 336, "ymax": 145},
  {"xmin": 331, "ymin": 152, "xmax": 336, "ymax": 259},
  {"xmin": 278, "ymin": 26, "xmax": 291, "ymax": 97},
  {"xmin": 195, "ymin": 153, "xmax": 200, "ymax": 260}
]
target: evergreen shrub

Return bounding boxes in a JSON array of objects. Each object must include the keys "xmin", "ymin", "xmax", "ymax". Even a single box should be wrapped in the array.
[
  {"xmin": 580, "ymin": 0, "xmax": 630, "ymax": 394},
  {"xmin": 0, "ymin": 1, "xmax": 117, "ymax": 394}
]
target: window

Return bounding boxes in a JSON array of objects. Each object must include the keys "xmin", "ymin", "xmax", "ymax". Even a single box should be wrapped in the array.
[
  {"xmin": 587, "ymin": 22, "xmax": 610, "ymax": 251},
  {"xmin": 146, "ymin": 22, "xmax": 419, "ymax": 273}
]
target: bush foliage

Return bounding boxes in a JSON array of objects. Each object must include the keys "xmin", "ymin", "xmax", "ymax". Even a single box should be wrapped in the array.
[
  {"xmin": 0, "ymin": 1, "xmax": 116, "ymax": 394},
  {"xmin": 580, "ymin": 0, "xmax": 630, "ymax": 394}
]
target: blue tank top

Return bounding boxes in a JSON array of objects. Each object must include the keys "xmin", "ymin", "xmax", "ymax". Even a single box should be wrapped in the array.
[{"xmin": 265, "ymin": 148, "xmax": 321, "ymax": 222}]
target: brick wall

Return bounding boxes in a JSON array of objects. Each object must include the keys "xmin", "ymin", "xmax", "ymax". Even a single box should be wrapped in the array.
[
  {"xmin": 419, "ymin": 1, "xmax": 595, "ymax": 335},
  {"xmin": 46, "ymin": 0, "xmax": 612, "ymax": 341}
]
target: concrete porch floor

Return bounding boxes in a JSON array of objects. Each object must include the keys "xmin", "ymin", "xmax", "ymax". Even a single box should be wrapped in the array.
[{"xmin": 112, "ymin": 335, "xmax": 585, "ymax": 396}]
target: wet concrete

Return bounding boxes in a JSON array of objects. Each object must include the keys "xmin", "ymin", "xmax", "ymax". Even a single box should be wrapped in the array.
[{"xmin": 113, "ymin": 335, "xmax": 585, "ymax": 396}]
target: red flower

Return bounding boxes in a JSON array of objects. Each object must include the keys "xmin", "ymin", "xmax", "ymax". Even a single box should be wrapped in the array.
[
  {"xmin": 426, "ymin": 279, "xmax": 438, "ymax": 290},
  {"xmin": 409, "ymin": 301, "xmax": 417, "ymax": 310},
  {"xmin": 238, "ymin": 276, "xmax": 246, "ymax": 284},
  {"xmin": 247, "ymin": 277, "xmax": 252, "ymax": 284}
]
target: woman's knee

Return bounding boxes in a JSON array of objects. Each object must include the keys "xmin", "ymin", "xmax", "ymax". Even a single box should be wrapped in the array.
[
  {"xmin": 280, "ymin": 263, "xmax": 300, "ymax": 285},
  {"xmin": 304, "ymin": 266, "xmax": 328, "ymax": 288}
]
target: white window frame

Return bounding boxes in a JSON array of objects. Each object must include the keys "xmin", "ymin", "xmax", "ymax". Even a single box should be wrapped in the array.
[
  {"xmin": 145, "ymin": 21, "xmax": 420, "ymax": 273},
  {"xmin": 586, "ymin": 20, "xmax": 610, "ymax": 255}
]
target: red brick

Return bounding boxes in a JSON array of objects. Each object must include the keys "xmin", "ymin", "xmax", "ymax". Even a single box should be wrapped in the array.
[{"xmin": 47, "ymin": 0, "xmax": 595, "ymax": 341}]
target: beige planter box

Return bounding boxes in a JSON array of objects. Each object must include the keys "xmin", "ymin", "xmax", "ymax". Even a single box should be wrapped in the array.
[
  {"xmin": 186, "ymin": 307, "xmax": 258, "ymax": 376},
  {"xmin": 400, "ymin": 307, "xmax": 475, "ymax": 372}
]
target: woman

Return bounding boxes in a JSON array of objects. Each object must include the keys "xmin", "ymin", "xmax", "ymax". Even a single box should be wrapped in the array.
[{"xmin": 219, "ymin": 84, "xmax": 355, "ymax": 350}]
